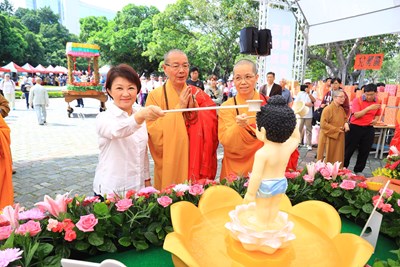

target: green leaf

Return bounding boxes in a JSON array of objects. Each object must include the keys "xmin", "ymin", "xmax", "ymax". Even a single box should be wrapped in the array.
[
  {"xmin": 37, "ymin": 243, "xmax": 54, "ymax": 258},
  {"xmin": 362, "ymin": 203, "xmax": 374, "ymax": 213},
  {"xmin": 74, "ymin": 241, "xmax": 90, "ymax": 251},
  {"xmin": 147, "ymin": 222, "xmax": 162, "ymax": 232},
  {"xmin": 43, "ymin": 255, "xmax": 62, "ymax": 266},
  {"xmin": 97, "ymin": 238, "xmax": 117, "ymax": 252},
  {"xmin": 144, "ymin": 232, "xmax": 159, "ymax": 244},
  {"xmin": 338, "ymin": 205, "xmax": 356, "ymax": 214},
  {"xmin": 111, "ymin": 213, "xmax": 124, "ymax": 225},
  {"xmin": 351, "ymin": 209, "xmax": 360, "ymax": 217},
  {"xmin": 132, "ymin": 240, "xmax": 149, "ymax": 251},
  {"xmin": 88, "ymin": 232, "xmax": 104, "ymax": 246},
  {"xmin": 330, "ymin": 189, "xmax": 342, "ymax": 197},
  {"xmin": 118, "ymin": 237, "xmax": 131, "ymax": 247},
  {"xmin": 94, "ymin": 202, "xmax": 110, "ymax": 217}
]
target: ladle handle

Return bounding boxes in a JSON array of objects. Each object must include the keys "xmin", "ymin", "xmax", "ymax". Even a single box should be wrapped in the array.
[{"xmin": 163, "ymin": 104, "xmax": 247, "ymax": 113}]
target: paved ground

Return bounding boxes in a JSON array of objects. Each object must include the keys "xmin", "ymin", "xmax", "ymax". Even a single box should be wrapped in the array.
[{"xmin": 5, "ymin": 95, "xmax": 386, "ymax": 208}]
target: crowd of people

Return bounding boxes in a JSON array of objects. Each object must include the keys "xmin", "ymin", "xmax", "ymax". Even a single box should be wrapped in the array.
[{"xmin": 0, "ymin": 48, "xmax": 389, "ymax": 208}]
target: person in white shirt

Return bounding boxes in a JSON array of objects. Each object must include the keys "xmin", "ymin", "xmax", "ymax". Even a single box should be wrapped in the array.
[
  {"xmin": 294, "ymin": 84, "xmax": 317, "ymax": 150},
  {"xmin": 93, "ymin": 64, "xmax": 165, "ymax": 198},
  {"xmin": 0, "ymin": 74, "xmax": 16, "ymax": 110},
  {"xmin": 28, "ymin": 78, "xmax": 49, "ymax": 125}
]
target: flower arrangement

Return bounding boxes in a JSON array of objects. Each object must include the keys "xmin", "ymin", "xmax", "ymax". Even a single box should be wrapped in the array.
[
  {"xmin": 1, "ymin": 161, "xmax": 400, "ymax": 267},
  {"xmin": 373, "ymin": 146, "xmax": 400, "ymax": 180}
]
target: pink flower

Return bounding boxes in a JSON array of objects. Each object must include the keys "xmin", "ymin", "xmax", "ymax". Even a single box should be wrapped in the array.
[
  {"xmin": 82, "ymin": 196, "xmax": 101, "ymax": 206},
  {"xmin": 18, "ymin": 208, "xmax": 46, "ymax": 220},
  {"xmin": 115, "ymin": 198, "xmax": 133, "ymax": 212},
  {"xmin": 285, "ymin": 172, "xmax": 300, "ymax": 179},
  {"xmin": 1, "ymin": 204, "xmax": 20, "ymax": 229},
  {"xmin": 302, "ymin": 174, "xmax": 314, "ymax": 184},
  {"xmin": 15, "ymin": 220, "xmax": 41, "ymax": 237},
  {"xmin": 244, "ymin": 181, "xmax": 249, "ymax": 187},
  {"xmin": 189, "ymin": 184, "xmax": 204, "ymax": 196},
  {"xmin": 326, "ymin": 162, "xmax": 340, "ymax": 180},
  {"xmin": 372, "ymin": 195, "xmax": 384, "ymax": 209},
  {"xmin": 76, "ymin": 214, "xmax": 98, "ymax": 232},
  {"xmin": 339, "ymin": 180, "xmax": 356, "ymax": 190},
  {"xmin": 381, "ymin": 203, "xmax": 394, "ymax": 213},
  {"xmin": 306, "ymin": 162, "xmax": 316, "ymax": 177},
  {"xmin": 225, "ymin": 173, "xmax": 239, "ymax": 183},
  {"xmin": 64, "ymin": 230, "xmax": 77, "ymax": 242},
  {"xmin": 357, "ymin": 181, "xmax": 368, "ymax": 189},
  {"xmin": 320, "ymin": 167, "xmax": 332, "ymax": 180},
  {"xmin": 157, "ymin": 196, "xmax": 173, "ymax": 208},
  {"xmin": 46, "ymin": 218, "xmax": 59, "ymax": 231},
  {"xmin": 397, "ymin": 199, "xmax": 400, "ymax": 207},
  {"xmin": 379, "ymin": 188, "xmax": 394, "ymax": 199},
  {"xmin": 138, "ymin": 186, "xmax": 160, "ymax": 195},
  {"xmin": 62, "ymin": 219, "xmax": 75, "ymax": 231},
  {"xmin": 35, "ymin": 193, "xmax": 68, "ymax": 218},
  {"xmin": 314, "ymin": 160, "xmax": 326, "ymax": 173},
  {"xmin": 0, "ymin": 248, "xmax": 23, "ymax": 267},
  {"xmin": 176, "ymin": 191, "xmax": 184, "ymax": 197},
  {"xmin": 106, "ymin": 193, "xmax": 117, "ymax": 202},
  {"xmin": 331, "ymin": 183, "xmax": 338, "ymax": 189},
  {"xmin": 0, "ymin": 226, "xmax": 12, "ymax": 241}
]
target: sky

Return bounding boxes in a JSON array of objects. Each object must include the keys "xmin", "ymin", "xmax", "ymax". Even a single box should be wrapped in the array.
[{"xmin": 10, "ymin": 0, "xmax": 177, "ymax": 12}]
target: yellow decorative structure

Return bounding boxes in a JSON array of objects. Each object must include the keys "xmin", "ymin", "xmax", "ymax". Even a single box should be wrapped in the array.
[{"xmin": 164, "ymin": 186, "xmax": 373, "ymax": 267}]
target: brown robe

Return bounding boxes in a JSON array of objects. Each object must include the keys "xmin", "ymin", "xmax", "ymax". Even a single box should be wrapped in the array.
[
  {"xmin": 0, "ymin": 116, "xmax": 13, "ymax": 209},
  {"xmin": 316, "ymin": 102, "xmax": 347, "ymax": 168}
]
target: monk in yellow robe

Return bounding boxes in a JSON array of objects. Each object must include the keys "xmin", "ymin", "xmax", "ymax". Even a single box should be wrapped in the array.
[
  {"xmin": 146, "ymin": 49, "xmax": 218, "ymax": 189},
  {"xmin": 219, "ymin": 60, "xmax": 268, "ymax": 179},
  {"xmin": 317, "ymin": 90, "xmax": 349, "ymax": 167},
  {"xmin": 0, "ymin": 115, "xmax": 13, "ymax": 209}
]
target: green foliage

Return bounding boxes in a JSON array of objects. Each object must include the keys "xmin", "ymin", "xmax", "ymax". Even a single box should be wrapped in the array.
[
  {"xmin": 373, "ymin": 249, "xmax": 400, "ymax": 267},
  {"xmin": 0, "ymin": 0, "xmax": 13, "ymax": 15}
]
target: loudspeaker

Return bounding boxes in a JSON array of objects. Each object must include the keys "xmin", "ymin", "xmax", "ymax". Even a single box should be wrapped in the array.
[
  {"xmin": 239, "ymin": 27, "xmax": 258, "ymax": 54},
  {"xmin": 239, "ymin": 27, "xmax": 273, "ymax": 56},
  {"xmin": 255, "ymin": 29, "xmax": 272, "ymax": 56}
]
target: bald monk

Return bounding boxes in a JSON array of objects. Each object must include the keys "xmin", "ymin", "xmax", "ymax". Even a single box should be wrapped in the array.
[
  {"xmin": 0, "ymin": 115, "xmax": 13, "ymax": 209},
  {"xmin": 146, "ymin": 49, "xmax": 218, "ymax": 189},
  {"xmin": 218, "ymin": 59, "xmax": 268, "ymax": 179}
]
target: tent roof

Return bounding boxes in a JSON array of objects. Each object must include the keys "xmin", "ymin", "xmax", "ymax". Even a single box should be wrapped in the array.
[
  {"xmin": 296, "ymin": 0, "xmax": 400, "ymax": 45},
  {"xmin": 2, "ymin": 62, "xmax": 30, "ymax": 73},
  {"xmin": 22, "ymin": 63, "xmax": 39, "ymax": 73},
  {"xmin": 0, "ymin": 67, "xmax": 10, "ymax": 72},
  {"xmin": 35, "ymin": 64, "xmax": 49, "ymax": 74}
]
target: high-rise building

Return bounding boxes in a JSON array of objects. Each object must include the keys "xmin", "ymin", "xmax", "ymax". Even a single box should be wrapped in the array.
[{"xmin": 20, "ymin": 0, "xmax": 116, "ymax": 35}]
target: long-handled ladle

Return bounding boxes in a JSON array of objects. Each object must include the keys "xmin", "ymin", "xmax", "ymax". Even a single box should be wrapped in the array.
[{"xmin": 162, "ymin": 100, "xmax": 263, "ymax": 113}]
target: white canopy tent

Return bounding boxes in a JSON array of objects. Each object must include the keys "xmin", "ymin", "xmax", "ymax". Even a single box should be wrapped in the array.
[
  {"xmin": 257, "ymin": 0, "xmax": 400, "ymax": 83},
  {"xmin": 297, "ymin": 0, "xmax": 400, "ymax": 46}
]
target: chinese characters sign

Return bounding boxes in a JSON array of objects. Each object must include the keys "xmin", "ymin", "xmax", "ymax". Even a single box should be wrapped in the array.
[{"xmin": 354, "ymin": 53, "xmax": 384, "ymax": 70}]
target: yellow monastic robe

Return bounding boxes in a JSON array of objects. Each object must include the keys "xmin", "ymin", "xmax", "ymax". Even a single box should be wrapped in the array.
[
  {"xmin": 218, "ymin": 92, "xmax": 264, "ymax": 179},
  {"xmin": 146, "ymin": 81, "xmax": 218, "ymax": 189},
  {"xmin": 316, "ymin": 102, "xmax": 347, "ymax": 168},
  {"xmin": 0, "ymin": 116, "xmax": 13, "ymax": 210}
]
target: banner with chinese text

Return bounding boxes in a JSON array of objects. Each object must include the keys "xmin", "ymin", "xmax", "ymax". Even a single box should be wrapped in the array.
[{"xmin": 354, "ymin": 53, "xmax": 384, "ymax": 70}]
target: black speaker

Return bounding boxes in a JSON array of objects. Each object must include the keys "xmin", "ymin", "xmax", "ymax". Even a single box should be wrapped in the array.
[
  {"xmin": 239, "ymin": 27, "xmax": 258, "ymax": 54},
  {"xmin": 254, "ymin": 29, "xmax": 272, "ymax": 56}
]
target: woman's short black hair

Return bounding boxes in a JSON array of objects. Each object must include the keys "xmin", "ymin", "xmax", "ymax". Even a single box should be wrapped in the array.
[
  {"xmin": 256, "ymin": 95, "xmax": 296, "ymax": 143},
  {"xmin": 105, "ymin": 64, "xmax": 141, "ymax": 99}
]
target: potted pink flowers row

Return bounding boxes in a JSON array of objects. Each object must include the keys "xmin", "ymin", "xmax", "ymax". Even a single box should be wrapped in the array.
[{"xmin": 1, "ymin": 160, "xmax": 399, "ymax": 266}]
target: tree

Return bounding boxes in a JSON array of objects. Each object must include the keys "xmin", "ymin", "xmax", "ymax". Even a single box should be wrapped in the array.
[
  {"xmin": 79, "ymin": 16, "xmax": 108, "ymax": 43},
  {"xmin": 0, "ymin": 14, "xmax": 28, "ymax": 65},
  {"xmin": 307, "ymin": 34, "xmax": 400, "ymax": 84},
  {"xmin": 0, "ymin": 0, "xmax": 13, "ymax": 15}
]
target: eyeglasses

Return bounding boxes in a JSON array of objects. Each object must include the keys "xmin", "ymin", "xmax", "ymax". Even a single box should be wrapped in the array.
[
  {"xmin": 233, "ymin": 75, "xmax": 255, "ymax": 83},
  {"xmin": 165, "ymin": 63, "xmax": 190, "ymax": 71}
]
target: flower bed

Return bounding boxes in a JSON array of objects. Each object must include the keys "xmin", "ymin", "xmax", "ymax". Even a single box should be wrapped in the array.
[
  {"xmin": 66, "ymin": 85, "xmax": 103, "ymax": 92},
  {"xmin": 1, "ymin": 161, "xmax": 400, "ymax": 267}
]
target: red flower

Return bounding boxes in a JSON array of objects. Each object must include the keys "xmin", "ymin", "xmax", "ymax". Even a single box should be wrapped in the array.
[
  {"xmin": 126, "ymin": 190, "xmax": 136, "ymax": 199},
  {"xmin": 388, "ymin": 160, "xmax": 400, "ymax": 170},
  {"xmin": 357, "ymin": 181, "xmax": 368, "ymax": 188},
  {"xmin": 62, "ymin": 219, "xmax": 75, "ymax": 231},
  {"xmin": 64, "ymin": 230, "xmax": 77, "ymax": 242}
]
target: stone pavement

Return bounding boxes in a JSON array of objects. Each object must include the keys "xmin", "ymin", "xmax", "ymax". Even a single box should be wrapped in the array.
[{"xmin": 5, "ymin": 96, "xmax": 386, "ymax": 208}]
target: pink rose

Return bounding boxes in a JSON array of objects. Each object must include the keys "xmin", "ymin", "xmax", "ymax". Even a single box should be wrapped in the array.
[
  {"xmin": 319, "ymin": 167, "xmax": 332, "ymax": 180},
  {"xmin": 285, "ymin": 172, "xmax": 300, "ymax": 179},
  {"xmin": 175, "ymin": 191, "xmax": 184, "ymax": 197},
  {"xmin": 157, "ymin": 196, "xmax": 173, "ymax": 208},
  {"xmin": 46, "ymin": 218, "xmax": 59, "ymax": 231},
  {"xmin": 76, "ymin": 214, "xmax": 98, "ymax": 232},
  {"xmin": 302, "ymin": 174, "xmax": 314, "ymax": 184},
  {"xmin": 379, "ymin": 188, "xmax": 394, "ymax": 199},
  {"xmin": 381, "ymin": 203, "xmax": 394, "ymax": 213},
  {"xmin": 339, "ymin": 180, "xmax": 356, "ymax": 190},
  {"xmin": 189, "ymin": 184, "xmax": 204, "ymax": 196},
  {"xmin": 115, "ymin": 198, "xmax": 133, "ymax": 212},
  {"xmin": 16, "ymin": 220, "xmax": 41, "ymax": 237},
  {"xmin": 64, "ymin": 230, "xmax": 77, "ymax": 242},
  {"xmin": 357, "ymin": 181, "xmax": 368, "ymax": 188},
  {"xmin": 0, "ymin": 225, "xmax": 12, "ymax": 240},
  {"xmin": 330, "ymin": 183, "xmax": 338, "ymax": 189}
]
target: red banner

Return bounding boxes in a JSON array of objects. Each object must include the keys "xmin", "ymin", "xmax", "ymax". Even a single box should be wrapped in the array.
[{"xmin": 354, "ymin": 53, "xmax": 384, "ymax": 70}]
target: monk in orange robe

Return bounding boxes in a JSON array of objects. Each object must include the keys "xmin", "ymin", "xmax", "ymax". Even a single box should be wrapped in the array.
[
  {"xmin": 146, "ymin": 49, "xmax": 218, "ymax": 189},
  {"xmin": 0, "ymin": 115, "xmax": 13, "ymax": 209}
]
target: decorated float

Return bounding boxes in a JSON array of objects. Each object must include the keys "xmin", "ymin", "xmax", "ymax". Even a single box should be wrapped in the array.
[{"xmin": 64, "ymin": 42, "xmax": 107, "ymax": 117}]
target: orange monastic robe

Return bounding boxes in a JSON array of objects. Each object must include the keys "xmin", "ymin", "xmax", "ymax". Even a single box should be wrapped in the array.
[
  {"xmin": 218, "ymin": 92, "xmax": 266, "ymax": 179},
  {"xmin": 0, "ymin": 116, "xmax": 13, "ymax": 209},
  {"xmin": 146, "ymin": 81, "xmax": 218, "ymax": 190}
]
